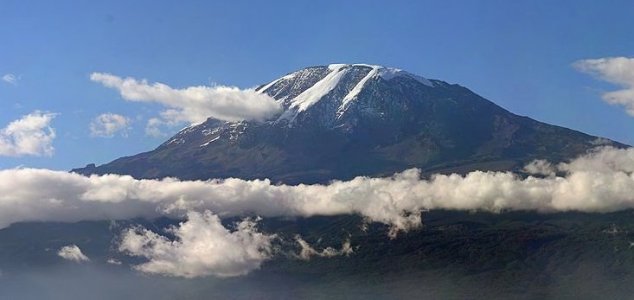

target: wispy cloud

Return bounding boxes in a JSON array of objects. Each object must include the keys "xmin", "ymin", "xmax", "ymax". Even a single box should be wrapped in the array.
[
  {"xmin": 145, "ymin": 117, "xmax": 170, "ymax": 137},
  {"xmin": 90, "ymin": 73, "xmax": 282, "ymax": 135},
  {"xmin": 295, "ymin": 236, "xmax": 353, "ymax": 260},
  {"xmin": 574, "ymin": 57, "xmax": 634, "ymax": 116},
  {"xmin": 1, "ymin": 74, "xmax": 18, "ymax": 85},
  {"xmin": 90, "ymin": 113, "xmax": 131, "ymax": 138},
  {"xmin": 0, "ymin": 111, "xmax": 57, "ymax": 157}
]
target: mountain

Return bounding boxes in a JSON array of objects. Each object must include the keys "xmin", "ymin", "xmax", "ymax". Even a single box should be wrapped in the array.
[{"xmin": 73, "ymin": 64, "xmax": 622, "ymax": 183}]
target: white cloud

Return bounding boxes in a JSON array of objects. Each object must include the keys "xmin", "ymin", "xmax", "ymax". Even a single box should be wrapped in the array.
[
  {"xmin": 0, "ymin": 147, "xmax": 633, "ymax": 276},
  {"xmin": 57, "ymin": 245, "xmax": 90, "ymax": 262},
  {"xmin": 90, "ymin": 73, "xmax": 282, "ymax": 134},
  {"xmin": 90, "ymin": 113, "xmax": 131, "ymax": 138},
  {"xmin": 0, "ymin": 146, "xmax": 632, "ymax": 230},
  {"xmin": 574, "ymin": 57, "xmax": 634, "ymax": 116},
  {"xmin": 119, "ymin": 211, "xmax": 274, "ymax": 278},
  {"xmin": 0, "ymin": 111, "xmax": 56, "ymax": 157},
  {"xmin": 2, "ymin": 74, "xmax": 17, "ymax": 85}
]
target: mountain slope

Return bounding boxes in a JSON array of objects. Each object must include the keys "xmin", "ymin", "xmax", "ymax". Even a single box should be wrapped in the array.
[{"xmin": 73, "ymin": 64, "xmax": 623, "ymax": 183}]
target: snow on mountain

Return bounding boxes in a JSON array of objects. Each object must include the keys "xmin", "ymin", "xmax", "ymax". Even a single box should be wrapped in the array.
[
  {"xmin": 254, "ymin": 64, "xmax": 437, "ymax": 127},
  {"xmin": 74, "ymin": 63, "xmax": 622, "ymax": 184},
  {"xmin": 143, "ymin": 63, "xmax": 445, "ymax": 150},
  {"xmin": 377, "ymin": 67, "xmax": 434, "ymax": 87},
  {"xmin": 289, "ymin": 64, "xmax": 349, "ymax": 112},
  {"xmin": 256, "ymin": 72, "xmax": 298, "ymax": 97},
  {"xmin": 338, "ymin": 66, "xmax": 380, "ymax": 117}
]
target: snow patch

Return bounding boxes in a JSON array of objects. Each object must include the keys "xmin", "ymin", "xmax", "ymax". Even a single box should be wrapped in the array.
[
  {"xmin": 265, "ymin": 64, "xmax": 437, "ymax": 124},
  {"xmin": 228, "ymin": 122, "xmax": 247, "ymax": 141},
  {"xmin": 378, "ymin": 68, "xmax": 433, "ymax": 87},
  {"xmin": 258, "ymin": 72, "xmax": 297, "ymax": 94},
  {"xmin": 289, "ymin": 65, "xmax": 349, "ymax": 112},
  {"xmin": 178, "ymin": 121, "xmax": 204, "ymax": 135},
  {"xmin": 166, "ymin": 138, "xmax": 185, "ymax": 146},
  {"xmin": 200, "ymin": 136, "xmax": 220, "ymax": 147},
  {"xmin": 338, "ymin": 66, "xmax": 380, "ymax": 116},
  {"xmin": 202, "ymin": 127, "xmax": 221, "ymax": 136},
  {"xmin": 327, "ymin": 64, "xmax": 347, "ymax": 70}
]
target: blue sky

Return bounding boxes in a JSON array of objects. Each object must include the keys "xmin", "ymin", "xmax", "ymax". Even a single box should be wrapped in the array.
[{"xmin": 1, "ymin": 0, "xmax": 633, "ymax": 170}]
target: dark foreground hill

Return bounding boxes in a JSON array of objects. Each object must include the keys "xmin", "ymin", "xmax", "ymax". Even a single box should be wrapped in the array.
[{"xmin": 2, "ymin": 211, "xmax": 634, "ymax": 299}]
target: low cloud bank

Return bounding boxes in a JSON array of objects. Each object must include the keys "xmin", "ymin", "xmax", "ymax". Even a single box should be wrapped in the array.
[
  {"xmin": 2, "ymin": 147, "xmax": 634, "ymax": 231},
  {"xmin": 3, "ymin": 146, "xmax": 634, "ymax": 277}
]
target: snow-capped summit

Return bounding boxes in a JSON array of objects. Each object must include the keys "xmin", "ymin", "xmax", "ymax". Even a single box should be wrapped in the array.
[
  {"xmin": 73, "ymin": 64, "xmax": 621, "ymax": 184},
  {"xmin": 256, "ymin": 64, "xmax": 437, "ymax": 125}
]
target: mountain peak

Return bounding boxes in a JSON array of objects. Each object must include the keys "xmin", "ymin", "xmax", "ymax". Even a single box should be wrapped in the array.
[
  {"xmin": 257, "ymin": 63, "xmax": 438, "ymax": 126},
  {"xmin": 329, "ymin": 63, "xmax": 433, "ymax": 86},
  {"xmin": 73, "ymin": 64, "xmax": 622, "ymax": 184}
]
